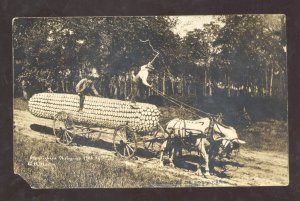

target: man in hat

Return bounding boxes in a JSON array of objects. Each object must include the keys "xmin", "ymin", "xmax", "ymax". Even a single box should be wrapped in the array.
[
  {"xmin": 130, "ymin": 62, "xmax": 154, "ymax": 103},
  {"xmin": 76, "ymin": 73, "xmax": 102, "ymax": 112}
]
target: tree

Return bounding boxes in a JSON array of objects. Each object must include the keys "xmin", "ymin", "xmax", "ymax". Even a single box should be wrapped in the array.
[
  {"xmin": 214, "ymin": 15, "xmax": 286, "ymax": 98},
  {"xmin": 13, "ymin": 17, "xmax": 180, "ymax": 97},
  {"xmin": 181, "ymin": 21, "xmax": 221, "ymax": 96}
]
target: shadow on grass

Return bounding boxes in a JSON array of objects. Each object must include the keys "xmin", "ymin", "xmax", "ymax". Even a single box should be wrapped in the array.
[
  {"xmin": 164, "ymin": 154, "xmax": 244, "ymax": 178},
  {"xmin": 30, "ymin": 124, "xmax": 53, "ymax": 135},
  {"xmin": 210, "ymin": 159, "xmax": 244, "ymax": 178},
  {"xmin": 30, "ymin": 124, "xmax": 115, "ymax": 152},
  {"xmin": 73, "ymin": 136, "xmax": 115, "ymax": 152},
  {"xmin": 29, "ymin": 124, "xmax": 157, "ymax": 158},
  {"xmin": 136, "ymin": 147, "xmax": 159, "ymax": 159}
]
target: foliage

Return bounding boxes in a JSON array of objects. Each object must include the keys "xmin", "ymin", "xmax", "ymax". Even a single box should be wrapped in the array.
[
  {"xmin": 213, "ymin": 15, "xmax": 286, "ymax": 97},
  {"xmin": 13, "ymin": 15, "xmax": 286, "ymax": 100}
]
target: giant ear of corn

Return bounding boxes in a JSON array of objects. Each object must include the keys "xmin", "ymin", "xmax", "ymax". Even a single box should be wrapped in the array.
[{"xmin": 28, "ymin": 93, "xmax": 161, "ymax": 132}]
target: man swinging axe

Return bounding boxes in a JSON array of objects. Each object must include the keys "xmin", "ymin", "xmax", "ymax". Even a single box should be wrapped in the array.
[
  {"xmin": 130, "ymin": 39, "xmax": 159, "ymax": 104},
  {"xmin": 130, "ymin": 62, "xmax": 154, "ymax": 103},
  {"xmin": 76, "ymin": 71, "xmax": 102, "ymax": 112}
]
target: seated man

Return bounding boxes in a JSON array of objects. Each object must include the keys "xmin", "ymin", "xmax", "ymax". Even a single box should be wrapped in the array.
[
  {"xmin": 130, "ymin": 62, "xmax": 154, "ymax": 103},
  {"xmin": 76, "ymin": 76, "xmax": 102, "ymax": 112}
]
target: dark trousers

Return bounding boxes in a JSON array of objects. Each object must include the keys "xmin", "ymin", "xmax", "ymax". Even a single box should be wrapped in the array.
[
  {"xmin": 130, "ymin": 81, "xmax": 139, "ymax": 102},
  {"xmin": 130, "ymin": 80, "xmax": 146, "ymax": 102},
  {"xmin": 78, "ymin": 93, "xmax": 85, "ymax": 110},
  {"xmin": 78, "ymin": 89, "xmax": 92, "ymax": 110}
]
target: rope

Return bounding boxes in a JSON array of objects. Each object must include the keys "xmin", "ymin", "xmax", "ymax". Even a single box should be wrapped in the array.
[
  {"xmin": 152, "ymin": 87, "xmax": 216, "ymax": 118},
  {"xmin": 138, "ymin": 40, "xmax": 218, "ymax": 118},
  {"xmin": 152, "ymin": 88, "xmax": 202, "ymax": 118},
  {"xmin": 139, "ymin": 39, "xmax": 159, "ymax": 54},
  {"xmin": 139, "ymin": 39, "xmax": 175, "ymax": 80},
  {"xmin": 139, "ymin": 39, "xmax": 160, "ymax": 64}
]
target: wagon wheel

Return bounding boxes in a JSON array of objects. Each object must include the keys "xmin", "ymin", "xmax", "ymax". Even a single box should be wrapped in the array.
[
  {"xmin": 143, "ymin": 123, "xmax": 165, "ymax": 153},
  {"xmin": 113, "ymin": 125, "xmax": 137, "ymax": 158},
  {"xmin": 53, "ymin": 111, "xmax": 74, "ymax": 145}
]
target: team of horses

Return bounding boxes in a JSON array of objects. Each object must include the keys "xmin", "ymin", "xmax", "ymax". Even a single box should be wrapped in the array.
[{"xmin": 159, "ymin": 116, "xmax": 246, "ymax": 176}]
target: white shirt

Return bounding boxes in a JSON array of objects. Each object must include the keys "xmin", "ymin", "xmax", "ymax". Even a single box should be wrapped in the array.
[{"xmin": 134, "ymin": 65, "xmax": 151, "ymax": 87}]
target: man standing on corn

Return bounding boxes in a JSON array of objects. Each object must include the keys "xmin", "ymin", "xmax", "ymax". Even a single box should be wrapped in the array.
[
  {"xmin": 76, "ymin": 70, "xmax": 102, "ymax": 112},
  {"xmin": 128, "ymin": 39, "xmax": 160, "ymax": 104},
  {"xmin": 130, "ymin": 62, "xmax": 154, "ymax": 103}
]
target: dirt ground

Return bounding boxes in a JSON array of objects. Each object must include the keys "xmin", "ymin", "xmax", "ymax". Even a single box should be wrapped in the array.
[{"xmin": 14, "ymin": 109, "xmax": 289, "ymax": 187}]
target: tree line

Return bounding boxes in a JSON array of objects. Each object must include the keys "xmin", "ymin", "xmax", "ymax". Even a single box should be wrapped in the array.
[{"xmin": 13, "ymin": 15, "xmax": 287, "ymax": 102}]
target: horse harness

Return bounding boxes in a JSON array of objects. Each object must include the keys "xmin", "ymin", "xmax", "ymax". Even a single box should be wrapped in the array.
[{"xmin": 207, "ymin": 117, "xmax": 240, "ymax": 159}]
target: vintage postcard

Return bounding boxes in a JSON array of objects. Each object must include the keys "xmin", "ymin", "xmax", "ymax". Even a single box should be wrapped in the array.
[{"xmin": 13, "ymin": 15, "xmax": 288, "ymax": 188}]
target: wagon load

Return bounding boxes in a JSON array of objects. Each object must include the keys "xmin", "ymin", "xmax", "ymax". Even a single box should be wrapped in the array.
[{"xmin": 28, "ymin": 93, "xmax": 161, "ymax": 132}]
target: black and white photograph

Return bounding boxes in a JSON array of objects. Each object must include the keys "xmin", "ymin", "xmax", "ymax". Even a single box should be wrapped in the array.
[{"xmin": 13, "ymin": 15, "xmax": 288, "ymax": 188}]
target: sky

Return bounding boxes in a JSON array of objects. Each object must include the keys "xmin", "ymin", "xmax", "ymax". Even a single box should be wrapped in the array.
[{"xmin": 171, "ymin": 16, "xmax": 216, "ymax": 38}]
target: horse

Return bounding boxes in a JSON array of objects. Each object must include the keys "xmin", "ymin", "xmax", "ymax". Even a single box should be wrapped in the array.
[{"xmin": 160, "ymin": 116, "xmax": 246, "ymax": 176}]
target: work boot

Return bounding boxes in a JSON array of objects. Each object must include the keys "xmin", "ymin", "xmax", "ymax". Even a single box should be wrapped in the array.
[{"xmin": 130, "ymin": 103, "xmax": 139, "ymax": 109}]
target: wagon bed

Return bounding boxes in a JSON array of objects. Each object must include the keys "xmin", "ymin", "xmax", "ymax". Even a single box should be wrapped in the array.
[{"xmin": 28, "ymin": 93, "xmax": 165, "ymax": 158}]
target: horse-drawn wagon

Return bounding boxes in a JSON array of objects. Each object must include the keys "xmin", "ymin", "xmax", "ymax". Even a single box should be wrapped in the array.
[
  {"xmin": 28, "ymin": 92, "xmax": 166, "ymax": 158},
  {"xmin": 28, "ymin": 92, "xmax": 246, "ymax": 176}
]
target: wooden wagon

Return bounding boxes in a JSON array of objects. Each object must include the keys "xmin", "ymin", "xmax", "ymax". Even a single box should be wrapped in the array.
[{"xmin": 28, "ymin": 93, "xmax": 166, "ymax": 158}]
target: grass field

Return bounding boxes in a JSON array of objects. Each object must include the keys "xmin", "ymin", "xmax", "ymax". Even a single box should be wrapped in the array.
[
  {"xmin": 14, "ymin": 132, "xmax": 190, "ymax": 188},
  {"xmin": 14, "ymin": 97, "xmax": 28, "ymax": 111}
]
